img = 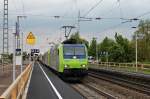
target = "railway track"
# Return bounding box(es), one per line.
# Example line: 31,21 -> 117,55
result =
71,83 -> 116,99
88,69 -> 150,95
83,83 -> 116,99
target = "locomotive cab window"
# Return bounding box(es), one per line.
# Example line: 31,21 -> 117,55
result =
63,45 -> 86,59
63,46 -> 74,55
57,49 -> 59,55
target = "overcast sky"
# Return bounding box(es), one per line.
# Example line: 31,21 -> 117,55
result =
0,0 -> 150,53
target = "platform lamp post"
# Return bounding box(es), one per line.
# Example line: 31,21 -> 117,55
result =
132,27 -> 138,72
21,32 -> 24,73
103,51 -> 109,68
132,26 -> 145,72
16,15 -> 27,73
131,26 -> 146,72
106,51 -> 109,64
13,33 -> 16,82
94,37 -> 98,64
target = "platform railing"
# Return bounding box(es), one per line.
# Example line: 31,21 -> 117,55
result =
99,62 -> 150,69
90,62 -> 150,73
0,63 -> 32,99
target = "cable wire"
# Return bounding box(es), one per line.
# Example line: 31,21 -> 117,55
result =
20,0 -> 26,15
99,0 -> 119,17
83,0 -> 104,17
117,0 -> 123,19
136,11 -> 150,18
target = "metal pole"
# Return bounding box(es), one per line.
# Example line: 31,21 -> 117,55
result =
106,52 -> 109,68
135,32 -> 138,72
96,44 -> 98,63
64,27 -> 67,39
16,16 -> 27,48
106,52 -> 108,63
21,32 -> 23,72
132,27 -> 138,72
16,16 -> 26,72
107,52 -> 108,63
17,16 -> 20,49
13,33 -> 16,82
77,10 -> 80,33
95,38 -> 98,63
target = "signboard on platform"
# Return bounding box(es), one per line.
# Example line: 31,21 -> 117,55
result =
26,32 -> 36,45
31,49 -> 40,53
16,48 -> 21,56
16,56 -> 22,65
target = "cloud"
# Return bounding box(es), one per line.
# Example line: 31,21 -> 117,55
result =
0,0 -> 150,53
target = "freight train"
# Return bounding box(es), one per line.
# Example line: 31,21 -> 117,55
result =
42,44 -> 88,79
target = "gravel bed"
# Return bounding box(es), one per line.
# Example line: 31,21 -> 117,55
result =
71,84 -> 106,99
84,76 -> 150,99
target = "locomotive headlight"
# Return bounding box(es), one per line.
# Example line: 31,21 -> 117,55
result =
73,56 -> 77,59
82,65 -> 86,68
64,64 -> 68,68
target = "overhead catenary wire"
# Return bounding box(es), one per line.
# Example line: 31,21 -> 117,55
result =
10,11 -> 149,34
2,0 -> 150,54
136,11 -> 150,18
8,13 -> 78,20
74,0 -> 124,33
71,10 -> 150,34
20,0 -> 26,16
83,0 -> 104,17
117,0 -> 123,19
8,11 -> 150,22
120,11 -> 150,23
73,0 -> 79,11
73,0 -> 125,33
8,1 -> 150,32
96,10 -> 150,35
17,0 -> 27,32
96,22 -> 125,35
62,0 -> 76,18
99,0 -> 119,17
12,0 -> 18,12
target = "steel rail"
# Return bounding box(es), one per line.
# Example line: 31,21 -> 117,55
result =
88,70 -> 150,95
71,83 -> 116,99
71,85 -> 88,99
83,83 -> 116,99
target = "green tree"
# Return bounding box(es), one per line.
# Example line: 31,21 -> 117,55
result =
98,33 -> 134,62
132,20 -> 150,62
88,37 -> 97,58
98,37 -> 116,62
23,51 -> 29,60
111,33 -> 134,62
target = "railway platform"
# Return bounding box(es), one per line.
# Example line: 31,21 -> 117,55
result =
89,67 -> 150,81
26,62 -> 84,99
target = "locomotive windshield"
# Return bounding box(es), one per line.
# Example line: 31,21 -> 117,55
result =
63,45 -> 86,59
